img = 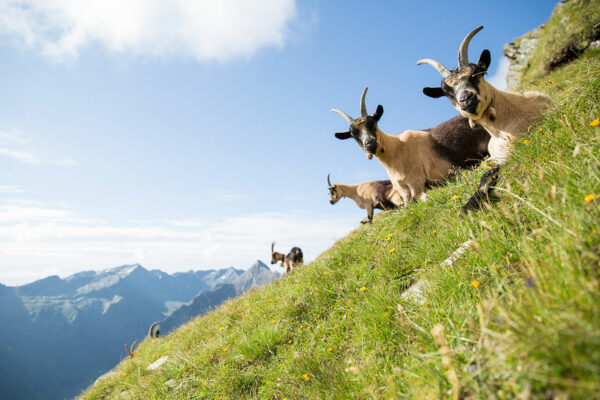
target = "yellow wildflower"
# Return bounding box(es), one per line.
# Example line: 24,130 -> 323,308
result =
328,347 -> 333,352
219,326 -> 224,331
432,230 -> 437,234
243,313 -> 248,318
471,280 -> 480,288
268,298 -> 273,302
306,326 -> 311,329
389,248 -> 396,254
272,319 -> 275,323
585,193 -> 596,203
523,139 -> 530,145
223,347 -> 228,352
300,325 -> 304,329
452,195 -> 460,200
245,302 -> 249,306
303,373 -> 310,381
323,272 -> 328,275
591,118 -> 600,127
360,286 -> 367,292
123,372 -> 127,376
288,339 -> 292,344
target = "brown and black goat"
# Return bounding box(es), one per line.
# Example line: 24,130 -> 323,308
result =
332,88 -> 490,205
327,173 -> 401,224
418,26 -> 551,209
271,242 -> 303,275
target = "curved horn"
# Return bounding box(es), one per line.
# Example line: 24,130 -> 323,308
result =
271,241 -> 275,255
331,109 -> 353,124
360,87 -> 368,117
416,59 -> 450,78
149,322 -> 160,338
327,173 -> 332,187
458,26 -> 483,67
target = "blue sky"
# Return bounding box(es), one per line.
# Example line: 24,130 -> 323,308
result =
0,0 -> 557,285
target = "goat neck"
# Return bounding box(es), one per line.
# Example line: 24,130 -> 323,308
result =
477,82 -> 551,138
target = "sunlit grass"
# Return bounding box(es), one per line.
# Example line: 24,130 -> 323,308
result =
80,30 -> 600,400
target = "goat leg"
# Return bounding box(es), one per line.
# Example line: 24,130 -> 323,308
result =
461,166 -> 500,213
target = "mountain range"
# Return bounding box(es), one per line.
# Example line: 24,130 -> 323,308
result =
0,261 -> 279,400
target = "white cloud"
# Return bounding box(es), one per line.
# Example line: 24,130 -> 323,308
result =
0,185 -> 25,193
0,129 -> 77,165
487,56 -> 510,91
0,0 -> 297,62
0,201 -> 356,286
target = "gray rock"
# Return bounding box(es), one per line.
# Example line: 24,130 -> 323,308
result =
589,40 -> 600,50
503,26 -> 543,91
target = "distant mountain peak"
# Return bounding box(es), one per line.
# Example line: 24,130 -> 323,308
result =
248,260 -> 270,272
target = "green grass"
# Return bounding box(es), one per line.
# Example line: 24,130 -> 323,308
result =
518,0 -> 600,88
81,16 -> 600,400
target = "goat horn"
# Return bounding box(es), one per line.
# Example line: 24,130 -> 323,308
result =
416,58 -> 450,78
360,87 -> 368,117
327,173 -> 332,187
458,26 -> 483,67
271,242 -> 275,255
149,322 -> 160,338
331,109 -> 353,124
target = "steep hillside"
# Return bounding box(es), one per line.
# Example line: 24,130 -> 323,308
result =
81,3 -> 600,399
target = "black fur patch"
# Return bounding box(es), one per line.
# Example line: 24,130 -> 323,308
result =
288,247 -> 303,264
373,180 -> 396,210
427,116 -> 490,168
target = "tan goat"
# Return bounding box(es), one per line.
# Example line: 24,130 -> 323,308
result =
332,88 -> 490,205
418,25 -> 551,164
327,173 -> 402,224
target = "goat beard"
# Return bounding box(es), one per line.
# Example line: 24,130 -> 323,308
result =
366,153 -> 373,160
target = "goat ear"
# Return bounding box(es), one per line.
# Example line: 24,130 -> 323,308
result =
372,105 -> 384,122
335,130 -> 352,140
478,50 -> 491,71
423,87 -> 445,98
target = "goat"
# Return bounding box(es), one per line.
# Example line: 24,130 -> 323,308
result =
125,339 -> 138,359
417,26 -> 551,210
418,25 -> 551,164
271,242 -> 303,275
327,173 -> 401,224
148,322 -> 160,338
331,88 -> 490,205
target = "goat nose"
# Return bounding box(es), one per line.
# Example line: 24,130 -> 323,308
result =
459,91 -> 475,104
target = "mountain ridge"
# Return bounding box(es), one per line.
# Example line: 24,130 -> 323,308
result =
0,261 -> 278,400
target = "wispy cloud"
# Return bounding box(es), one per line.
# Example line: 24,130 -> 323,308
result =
0,0 -> 297,63
0,130 -> 77,165
0,186 -> 25,194
0,200 -> 356,286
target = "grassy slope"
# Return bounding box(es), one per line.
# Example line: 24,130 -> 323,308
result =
82,8 -> 600,400
518,0 -> 600,88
